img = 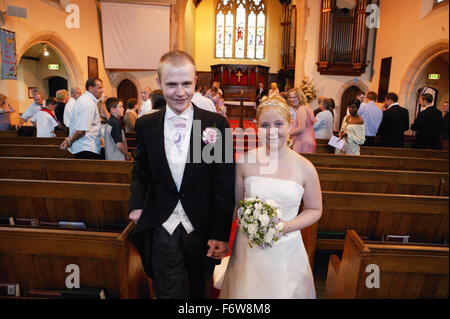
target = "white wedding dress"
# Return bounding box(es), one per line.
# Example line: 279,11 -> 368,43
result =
218,176 -> 316,299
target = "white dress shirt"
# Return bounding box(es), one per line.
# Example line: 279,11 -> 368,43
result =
63,97 -> 76,128
139,99 -> 153,118
68,92 -> 101,154
32,110 -> 59,137
192,92 -> 216,113
21,103 -> 43,121
162,104 -> 195,235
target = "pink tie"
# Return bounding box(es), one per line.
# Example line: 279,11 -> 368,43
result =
172,117 -> 187,151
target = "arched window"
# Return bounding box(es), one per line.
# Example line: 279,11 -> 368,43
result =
215,0 -> 266,59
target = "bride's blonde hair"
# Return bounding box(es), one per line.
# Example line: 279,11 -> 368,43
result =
256,96 -> 291,124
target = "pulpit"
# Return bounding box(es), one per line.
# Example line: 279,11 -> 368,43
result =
211,64 -> 269,119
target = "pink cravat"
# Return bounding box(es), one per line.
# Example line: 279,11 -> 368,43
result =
172,117 -> 187,151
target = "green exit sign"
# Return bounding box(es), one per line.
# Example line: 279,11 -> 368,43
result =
48,64 -> 60,70
428,73 -> 440,80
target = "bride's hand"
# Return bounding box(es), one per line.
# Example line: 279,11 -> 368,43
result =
281,221 -> 291,235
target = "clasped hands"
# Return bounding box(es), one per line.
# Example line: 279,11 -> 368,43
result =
129,209 -> 229,261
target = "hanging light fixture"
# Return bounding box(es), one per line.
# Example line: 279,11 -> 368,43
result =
42,43 -> 49,57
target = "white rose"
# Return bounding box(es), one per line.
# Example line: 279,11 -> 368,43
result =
247,223 -> 258,236
276,209 -> 283,219
265,199 -> 277,207
255,202 -> 263,210
268,228 -> 276,236
276,223 -> 284,231
258,214 -> 270,226
264,233 -> 274,243
244,208 -> 252,216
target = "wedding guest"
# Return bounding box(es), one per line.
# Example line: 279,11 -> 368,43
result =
268,82 -> 280,97
63,87 -> 82,128
255,82 -> 267,106
192,83 -> 216,112
60,77 -> 104,159
138,87 -> 152,118
0,94 -> 15,131
16,91 -> 44,129
55,89 -> 69,125
314,98 -> 334,139
150,89 -> 166,112
314,96 -> 325,116
358,91 -> 382,146
104,97 -> 132,161
32,97 -> 60,138
289,88 -> 317,153
377,92 -> 409,148
219,95 -> 321,299
124,98 -> 138,132
441,101 -> 449,140
411,93 -> 442,150
336,103 -> 365,155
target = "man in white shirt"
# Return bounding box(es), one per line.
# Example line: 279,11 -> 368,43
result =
16,92 -> 44,129
32,97 -> 59,138
63,87 -> 82,128
191,83 -> 216,113
60,78 -> 104,159
358,91 -> 383,146
138,87 -> 152,117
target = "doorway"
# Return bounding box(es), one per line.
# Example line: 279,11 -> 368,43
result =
117,79 -> 138,110
48,76 -> 68,98
339,85 -> 361,129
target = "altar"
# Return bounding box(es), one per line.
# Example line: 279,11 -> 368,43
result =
224,100 -> 257,118
211,64 -> 270,101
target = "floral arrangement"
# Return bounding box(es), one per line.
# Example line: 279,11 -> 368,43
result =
237,197 -> 286,249
300,77 -> 318,103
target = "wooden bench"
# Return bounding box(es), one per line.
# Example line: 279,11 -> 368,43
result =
0,144 -> 74,158
325,230 -> 449,298
302,153 -> 449,172
317,167 -> 448,196
0,157 -> 131,183
315,144 -> 449,159
0,178 -> 151,298
0,224 -> 150,298
1,157 -> 447,196
318,191 -> 449,251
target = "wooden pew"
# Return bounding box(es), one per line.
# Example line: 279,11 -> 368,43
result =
0,224 -> 150,298
302,153 -> 449,172
0,144 -> 74,158
317,167 -> 448,196
0,178 -> 151,298
0,157 -> 131,183
315,144 -> 449,159
316,136 -> 449,150
325,230 -> 449,299
318,191 -> 449,251
0,157 -> 447,196
0,137 -> 64,145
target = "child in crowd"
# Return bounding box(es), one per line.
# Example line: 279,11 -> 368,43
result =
104,97 -> 132,161
32,97 -> 59,137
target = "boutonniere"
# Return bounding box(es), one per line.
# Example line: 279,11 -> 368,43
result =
202,126 -> 220,145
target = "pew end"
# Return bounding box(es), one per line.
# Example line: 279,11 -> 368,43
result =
324,230 -> 449,299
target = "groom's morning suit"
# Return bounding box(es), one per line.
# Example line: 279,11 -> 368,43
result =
129,104 -> 235,298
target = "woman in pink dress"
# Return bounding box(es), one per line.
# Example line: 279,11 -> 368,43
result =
288,88 -> 317,153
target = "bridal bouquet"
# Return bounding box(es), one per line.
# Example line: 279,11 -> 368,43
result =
237,197 -> 286,249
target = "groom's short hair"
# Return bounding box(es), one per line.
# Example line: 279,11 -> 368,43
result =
158,51 -> 196,79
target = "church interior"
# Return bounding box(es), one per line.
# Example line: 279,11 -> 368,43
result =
0,0 -> 449,300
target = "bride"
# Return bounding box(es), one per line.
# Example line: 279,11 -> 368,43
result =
218,96 -> 322,299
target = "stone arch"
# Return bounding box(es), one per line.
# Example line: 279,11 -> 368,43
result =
110,73 -> 142,100
18,31 -> 84,89
333,80 -> 370,130
399,39 -> 449,109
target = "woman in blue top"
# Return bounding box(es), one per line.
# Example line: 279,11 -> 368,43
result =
313,98 -> 334,139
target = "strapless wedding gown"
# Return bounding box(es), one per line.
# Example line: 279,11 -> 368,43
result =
219,176 -> 316,299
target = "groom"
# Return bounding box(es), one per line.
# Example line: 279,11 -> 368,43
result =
129,51 -> 235,299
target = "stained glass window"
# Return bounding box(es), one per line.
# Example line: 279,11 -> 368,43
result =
215,0 -> 266,59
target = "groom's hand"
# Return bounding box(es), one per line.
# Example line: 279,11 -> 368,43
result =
207,240 -> 229,260
129,209 -> 142,223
